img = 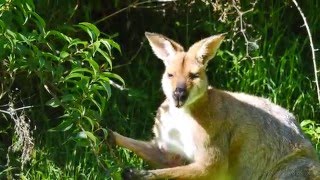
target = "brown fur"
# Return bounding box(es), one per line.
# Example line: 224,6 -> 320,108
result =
109,32 -> 320,180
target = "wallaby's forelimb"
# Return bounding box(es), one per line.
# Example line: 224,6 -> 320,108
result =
112,131 -> 187,168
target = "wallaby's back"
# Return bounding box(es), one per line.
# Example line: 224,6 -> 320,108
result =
204,88 -> 320,179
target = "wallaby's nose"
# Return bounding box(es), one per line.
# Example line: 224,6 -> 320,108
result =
175,87 -> 186,95
173,84 -> 187,103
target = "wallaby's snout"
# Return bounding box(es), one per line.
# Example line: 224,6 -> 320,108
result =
173,83 -> 187,107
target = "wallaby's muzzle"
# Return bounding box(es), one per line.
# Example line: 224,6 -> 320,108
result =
173,84 -> 188,107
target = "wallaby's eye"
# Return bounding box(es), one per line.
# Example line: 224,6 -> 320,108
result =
167,73 -> 173,78
189,72 -> 200,79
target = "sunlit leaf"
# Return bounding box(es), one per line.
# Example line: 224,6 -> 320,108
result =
70,67 -> 93,75
49,120 -> 74,132
77,22 -> 100,41
46,98 -> 61,107
84,131 -> 97,144
60,51 -> 69,59
300,120 -> 315,128
64,72 -> 87,81
83,115 -> 96,131
77,131 -> 87,139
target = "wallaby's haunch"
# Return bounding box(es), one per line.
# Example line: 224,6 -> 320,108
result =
109,32 -> 320,179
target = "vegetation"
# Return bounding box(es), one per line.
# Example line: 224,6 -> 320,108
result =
0,0 -> 319,179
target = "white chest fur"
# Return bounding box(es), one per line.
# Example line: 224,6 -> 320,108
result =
154,107 -> 197,161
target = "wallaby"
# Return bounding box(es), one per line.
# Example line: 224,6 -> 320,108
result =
108,32 -> 320,179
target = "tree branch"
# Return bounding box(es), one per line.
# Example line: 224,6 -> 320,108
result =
291,0 -> 320,105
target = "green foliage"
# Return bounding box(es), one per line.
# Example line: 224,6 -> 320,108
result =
301,120 -> 320,151
0,0 -> 124,178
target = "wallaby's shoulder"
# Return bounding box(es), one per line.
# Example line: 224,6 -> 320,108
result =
209,86 -> 294,116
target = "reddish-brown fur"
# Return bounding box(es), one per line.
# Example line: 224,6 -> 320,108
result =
108,32 -> 320,180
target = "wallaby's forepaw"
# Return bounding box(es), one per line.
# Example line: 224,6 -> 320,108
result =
122,168 -> 140,180
122,168 -> 149,180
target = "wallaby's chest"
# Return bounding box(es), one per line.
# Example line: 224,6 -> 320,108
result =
154,108 -> 198,161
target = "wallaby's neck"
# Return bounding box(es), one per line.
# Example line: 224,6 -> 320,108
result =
169,87 -> 210,114
189,88 -> 210,111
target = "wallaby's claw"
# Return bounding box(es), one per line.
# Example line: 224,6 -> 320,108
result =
122,168 -> 145,180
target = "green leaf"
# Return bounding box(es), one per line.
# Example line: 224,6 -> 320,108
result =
60,51 -> 70,59
76,131 -> 87,139
61,94 -> 76,102
45,30 -> 72,43
93,89 -> 107,112
72,132 -> 90,147
84,131 -> 97,144
91,41 -> 101,56
97,48 -> 112,69
300,120 -> 315,128
68,38 -> 88,48
25,0 -> 35,11
100,39 -> 111,52
77,22 -> 100,41
85,58 -> 99,77
98,77 -> 112,99
102,72 -> 125,86
46,98 -> 61,107
42,52 -> 60,62
70,68 -> 93,75
83,115 -> 96,131
101,38 -> 121,54
17,32 -> 32,45
91,97 -> 103,115
0,20 -> 6,33
64,72 -> 87,81
30,11 -> 46,32
49,120 -> 74,132
5,29 -> 17,49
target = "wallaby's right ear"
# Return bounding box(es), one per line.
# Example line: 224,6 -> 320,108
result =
145,32 -> 184,66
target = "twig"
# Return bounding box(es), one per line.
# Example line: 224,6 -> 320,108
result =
231,0 -> 261,60
106,40 -> 146,91
5,97 -> 34,173
95,0 -> 157,24
109,79 -> 125,91
0,109 -> 10,115
110,40 -> 145,70
0,106 -> 33,115
291,0 -> 320,105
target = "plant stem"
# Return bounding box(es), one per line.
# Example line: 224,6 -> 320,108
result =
291,0 -> 320,105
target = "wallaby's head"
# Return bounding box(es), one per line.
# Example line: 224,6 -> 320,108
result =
145,32 -> 225,108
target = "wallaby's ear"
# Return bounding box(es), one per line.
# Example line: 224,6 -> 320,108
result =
145,32 -> 184,65
188,33 -> 226,66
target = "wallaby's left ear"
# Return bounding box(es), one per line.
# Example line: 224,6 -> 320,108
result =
188,33 -> 226,66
